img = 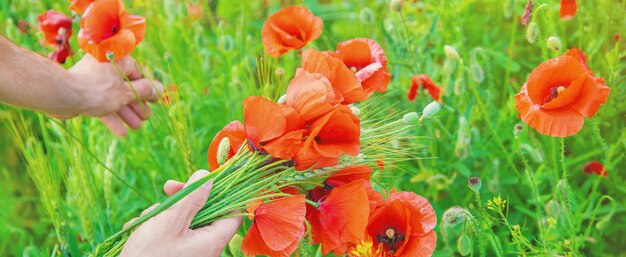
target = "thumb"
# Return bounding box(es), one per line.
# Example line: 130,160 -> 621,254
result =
165,170 -> 213,226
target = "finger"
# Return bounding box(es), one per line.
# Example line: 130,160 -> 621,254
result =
165,170 -> 212,224
117,106 -> 142,130
116,57 -> 143,80
99,114 -> 128,137
129,102 -> 151,120
164,180 -> 185,196
192,212 -> 243,245
125,78 -> 164,103
123,217 -> 138,229
140,203 -> 160,217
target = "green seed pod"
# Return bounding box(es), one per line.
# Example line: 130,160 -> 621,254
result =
514,124 -> 524,139
359,7 -> 374,24
220,35 -> 234,51
546,36 -> 562,52
390,0 -> 403,12
228,234 -> 244,256
526,22 -> 540,44
216,137 -> 231,165
106,51 -> 115,61
402,112 -> 419,125
468,177 -> 482,192
470,64 -> 484,84
454,78 -> 464,95
444,45 -> 460,61
457,234 -> 472,256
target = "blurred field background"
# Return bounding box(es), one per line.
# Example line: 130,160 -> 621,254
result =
0,0 -> 625,256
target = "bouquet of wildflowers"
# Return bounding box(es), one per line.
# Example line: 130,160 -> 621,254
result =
93,5 -> 439,257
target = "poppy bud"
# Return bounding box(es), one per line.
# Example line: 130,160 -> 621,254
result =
470,64 -> 484,84
277,94 -> 286,104
444,45 -> 460,61
419,101 -> 441,122
443,206 -> 467,227
454,78 -> 464,95
216,137 -> 231,165
546,36 -> 562,52
402,112 -> 419,125
275,67 -> 285,76
526,22 -> 540,44
514,124 -> 524,138
359,7 -> 374,24
228,234 -> 243,256
350,105 -> 361,116
390,0 -> 403,12
105,51 -> 115,61
457,234 -> 472,256
468,177 -> 482,192
545,199 -> 561,216
220,35 -> 233,51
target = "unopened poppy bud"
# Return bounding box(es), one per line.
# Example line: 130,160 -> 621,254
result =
105,51 -> 115,61
419,101 -> 441,122
443,206 -> 467,227
470,64 -> 484,83
275,67 -> 285,76
163,52 -> 173,63
546,36 -> 562,52
402,112 -> 419,125
468,177 -> 482,192
228,234 -> 243,256
514,124 -> 524,138
454,78 -> 464,95
277,94 -> 286,104
444,45 -> 460,61
390,0 -> 403,12
526,22 -> 540,44
359,7 -> 374,24
350,105 -> 361,116
457,234 -> 472,256
57,27 -> 67,37
220,35 -> 233,51
544,199 -> 561,216
216,137 -> 231,165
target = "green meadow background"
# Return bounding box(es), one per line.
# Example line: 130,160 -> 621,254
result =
0,0 -> 625,256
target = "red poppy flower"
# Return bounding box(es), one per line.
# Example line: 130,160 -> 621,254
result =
583,161 -> 608,177
286,69 -> 342,122
560,0 -> 577,20
307,180 -> 371,255
514,48 -> 610,137
243,96 -> 306,160
302,49 -> 367,104
407,74 -> 442,102
38,10 -> 73,47
294,105 -> 360,170
242,194 -> 306,257
207,120 -> 247,170
261,6 -> 323,57
333,38 -> 392,98
18,20 -> 31,35
78,0 -> 146,62
48,38 -> 74,64
70,0 -> 95,14
364,192 -> 437,256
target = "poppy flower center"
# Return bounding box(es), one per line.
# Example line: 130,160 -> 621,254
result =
376,227 -> 405,252
543,85 -> 567,104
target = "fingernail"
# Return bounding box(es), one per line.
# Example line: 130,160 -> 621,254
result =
202,179 -> 213,190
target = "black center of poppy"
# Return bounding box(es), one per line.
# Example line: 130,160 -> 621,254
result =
376,227 -> 405,252
543,85 -> 567,104
112,25 -> 119,34
314,136 -> 322,143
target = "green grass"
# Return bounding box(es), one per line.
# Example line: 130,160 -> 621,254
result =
1,0 -> 625,256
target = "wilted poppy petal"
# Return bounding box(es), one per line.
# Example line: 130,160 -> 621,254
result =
420,74 -> 443,101
407,78 -> 419,101
583,160 -> 607,176
243,96 -> 287,148
560,0 -> 577,20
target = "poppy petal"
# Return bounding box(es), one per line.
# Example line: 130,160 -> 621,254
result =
407,77 -> 419,101
207,120 -> 246,170
243,96 -> 287,148
326,165 -> 373,187
302,49 -> 366,104
261,6 -> 322,57
560,0 -> 577,20
420,74 -> 443,101
335,40 -> 372,68
515,84 -> 584,137
527,55 -> 586,105
568,76 -> 610,118
286,69 -> 338,122
120,13 -> 146,44
402,230 -> 438,257
541,75 -> 585,110
387,192 -> 437,236
255,195 -> 306,251
242,223 -> 304,257
263,129 -> 306,160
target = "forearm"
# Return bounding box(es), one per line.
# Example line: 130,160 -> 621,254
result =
0,36 -> 82,116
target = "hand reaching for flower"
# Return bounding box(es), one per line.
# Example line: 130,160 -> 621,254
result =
119,170 -> 242,257
0,36 -> 163,137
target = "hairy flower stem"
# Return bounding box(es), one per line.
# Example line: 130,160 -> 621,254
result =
472,191 -> 487,257
558,138 -> 578,255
